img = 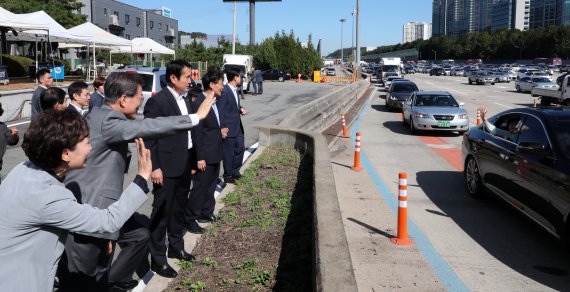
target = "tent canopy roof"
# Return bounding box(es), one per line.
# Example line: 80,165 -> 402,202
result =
5,9 -> 91,43
0,7 -> 49,31
68,22 -> 131,47
111,37 -> 174,55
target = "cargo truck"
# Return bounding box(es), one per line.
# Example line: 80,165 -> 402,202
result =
222,54 -> 253,92
531,75 -> 570,106
380,57 -> 402,85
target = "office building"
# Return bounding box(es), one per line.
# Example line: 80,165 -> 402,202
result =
78,0 -> 178,48
403,22 -> 432,43
529,0 -> 570,28
433,0 -> 530,37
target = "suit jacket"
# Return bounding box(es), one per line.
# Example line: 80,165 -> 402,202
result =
143,87 -> 193,177
64,104 -> 198,240
192,93 -> 223,164
254,69 -> 263,82
67,103 -> 83,115
0,122 -> 19,170
89,91 -> 105,111
31,86 -> 46,119
218,84 -> 244,138
0,161 -> 147,292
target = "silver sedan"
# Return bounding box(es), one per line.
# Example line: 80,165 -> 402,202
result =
402,91 -> 469,135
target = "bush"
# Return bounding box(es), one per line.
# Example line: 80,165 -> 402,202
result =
1,55 -> 34,77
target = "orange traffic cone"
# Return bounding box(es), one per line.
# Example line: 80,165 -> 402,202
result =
341,114 -> 348,138
391,172 -> 414,246
476,109 -> 481,125
351,132 -> 363,171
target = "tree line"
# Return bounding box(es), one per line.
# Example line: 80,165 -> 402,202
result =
329,25 -> 570,62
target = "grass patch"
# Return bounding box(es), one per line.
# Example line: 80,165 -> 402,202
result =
168,145 -> 313,291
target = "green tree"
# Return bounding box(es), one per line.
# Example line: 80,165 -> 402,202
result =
0,0 -> 86,28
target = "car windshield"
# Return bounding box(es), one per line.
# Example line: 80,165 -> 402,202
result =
414,94 -> 458,107
392,83 -> 418,93
387,77 -> 402,81
478,72 -> 489,76
532,77 -> 551,83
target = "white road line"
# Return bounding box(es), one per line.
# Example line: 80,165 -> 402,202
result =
496,86 -> 509,89
494,102 -> 514,109
446,88 -> 467,96
425,144 -> 457,149
7,121 -> 30,127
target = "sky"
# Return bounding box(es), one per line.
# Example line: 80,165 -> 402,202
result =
119,0 -> 433,56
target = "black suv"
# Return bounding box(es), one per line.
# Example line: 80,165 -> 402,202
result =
462,107 -> 570,247
429,67 -> 444,76
385,80 -> 418,111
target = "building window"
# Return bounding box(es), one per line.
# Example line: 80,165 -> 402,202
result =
125,14 -> 130,25
126,34 -> 130,40
158,23 -> 162,31
104,8 -> 107,16
136,17 -> 141,27
166,24 -> 169,31
150,21 -> 154,29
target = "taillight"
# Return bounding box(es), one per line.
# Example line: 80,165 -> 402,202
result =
151,92 -> 157,97
126,70 -> 137,74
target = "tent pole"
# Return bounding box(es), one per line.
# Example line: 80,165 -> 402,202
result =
35,37 -> 38,85
93,42 -> 96,80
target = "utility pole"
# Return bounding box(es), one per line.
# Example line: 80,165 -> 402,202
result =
351,7 -> 355,67
340,18 -> 346,64
356,0 -> 361,74
232,1 -> 236,54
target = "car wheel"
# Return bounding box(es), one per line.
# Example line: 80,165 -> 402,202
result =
402,113 -> 408,125
386,101 -> 391,111
491,82 -> 495,85
464,156 -> 484,198
279,77 -> 284,82
516,85 -> 521,92
468,79 -> 472,85
409,117 -> 416,134
495,78 -> 500,83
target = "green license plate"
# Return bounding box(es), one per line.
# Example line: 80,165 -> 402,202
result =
438,121 -> 450,127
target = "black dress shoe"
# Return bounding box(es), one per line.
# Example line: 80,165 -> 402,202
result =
224,177 -> 236,184
151,261 -> 177,278
197,215 -> 217,223
185,221 -> 205,234
167,248 -> 196,261
108,279 -> 139,290
233,174 -> 243,180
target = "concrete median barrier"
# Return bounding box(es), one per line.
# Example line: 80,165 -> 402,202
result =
279,79 -> 369,132
258,125 -> 358,292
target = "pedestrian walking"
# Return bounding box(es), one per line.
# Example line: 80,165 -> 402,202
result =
31,68 -> 53,119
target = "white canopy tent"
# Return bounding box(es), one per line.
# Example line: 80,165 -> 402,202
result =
0,7 -> 49,31
111,37 -> 175,66
68,22 -> 132,78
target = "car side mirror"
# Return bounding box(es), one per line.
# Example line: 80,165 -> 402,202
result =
517,141 -> 547,154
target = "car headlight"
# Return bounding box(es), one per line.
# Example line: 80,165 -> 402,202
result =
458,114 -> 468,119
390,95 -> 397,100
416,113 -> 428,118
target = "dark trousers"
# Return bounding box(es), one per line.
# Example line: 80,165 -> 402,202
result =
185,163 -> 220,222
222,133 -> 245,180
148,163 -> 192,265
58,216 -> 150,291
252,81 -> 258,94
257,81 -> 263,94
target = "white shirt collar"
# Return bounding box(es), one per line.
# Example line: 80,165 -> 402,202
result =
70,102 -> 84,113
167,86 -> 187,101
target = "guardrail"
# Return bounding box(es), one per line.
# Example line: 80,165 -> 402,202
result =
279,79 -> 369,132
258,125 -> 358,292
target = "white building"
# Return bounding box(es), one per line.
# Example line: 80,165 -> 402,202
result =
402,22 -> 432,43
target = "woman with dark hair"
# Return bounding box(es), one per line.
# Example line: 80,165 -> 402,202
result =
40,87 -> 68,111
0,109 -> 152,292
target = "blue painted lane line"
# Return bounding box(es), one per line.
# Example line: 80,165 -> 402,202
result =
351,96 -> 469,292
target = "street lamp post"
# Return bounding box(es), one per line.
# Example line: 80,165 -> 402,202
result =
340,18 -> 346,65
351,8 -> 355,67
432,50 -> 437,64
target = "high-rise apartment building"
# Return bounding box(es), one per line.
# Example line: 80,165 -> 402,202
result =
403,22 -> 432,43
433,0 -> 530,37
529,0 -> 570,28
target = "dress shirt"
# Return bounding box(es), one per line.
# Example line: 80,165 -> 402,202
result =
228,84 -> 239,109
70,102 -> 87,116
166,86 -> 193,149
212,102 -> 220,126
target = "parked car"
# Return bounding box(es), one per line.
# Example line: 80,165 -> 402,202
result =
468,71 -> 495,85
560,64 -> 570,73
326,68 -> 336,76
516,68 -> 540,80
385,80 -> 418,111
462,107 -> 570,248
488,71 -> 511,83
443,66 -> 452,76
404,65 -> 416,74
402,91 -> 469,134
261,69 -> 291,82
108,66 -> 175,115
429,67 -> 444,76
515,76 -> 559,93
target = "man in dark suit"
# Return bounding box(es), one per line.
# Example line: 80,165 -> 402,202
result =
184,70 -> 225,234
31,68 -> 53,119
67,81 -> 90,115
89,76 -> 106,111
59,72 -> 215,290
254,68 -> 263,94
143,60 -> 199,277
218,69 -> 246,184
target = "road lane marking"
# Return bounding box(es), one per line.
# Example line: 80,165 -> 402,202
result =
418,136 -> 463,171
446,89 -> 467,96
494,102 -> 514,109
352,99 -> 468,292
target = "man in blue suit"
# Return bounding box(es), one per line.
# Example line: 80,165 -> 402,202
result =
218,69 -> 246,183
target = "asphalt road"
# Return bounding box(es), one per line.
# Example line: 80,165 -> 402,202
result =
358,72 -> 569,291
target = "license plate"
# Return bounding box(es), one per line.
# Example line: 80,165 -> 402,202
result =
438,121 -> 450,127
